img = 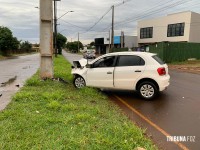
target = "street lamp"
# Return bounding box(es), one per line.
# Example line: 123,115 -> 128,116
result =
54,10 -> 74,56
57,11 -> 74,20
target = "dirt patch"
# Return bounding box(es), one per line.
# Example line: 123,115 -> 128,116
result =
169,65 -> 200,75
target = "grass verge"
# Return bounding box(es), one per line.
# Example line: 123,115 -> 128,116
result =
0,55 -> 6,60
169,59 -> 200,66
0,52 -> 38,60
0,55 -> 157,150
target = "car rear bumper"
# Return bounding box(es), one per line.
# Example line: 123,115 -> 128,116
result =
158,75 -> 170,91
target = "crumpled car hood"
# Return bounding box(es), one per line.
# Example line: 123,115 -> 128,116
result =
73,58 -> 88,68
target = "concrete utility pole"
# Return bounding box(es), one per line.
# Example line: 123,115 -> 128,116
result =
111,5 -> 114,51
40,0 -> 53,78
78,32 -> 79,52
109,30 -> 111,52
121,31 -> 124,48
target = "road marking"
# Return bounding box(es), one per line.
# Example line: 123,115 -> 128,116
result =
114,95 -> 189,150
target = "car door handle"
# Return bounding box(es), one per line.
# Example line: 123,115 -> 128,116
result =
135,70 -> 141,72
107,71 -> 113,74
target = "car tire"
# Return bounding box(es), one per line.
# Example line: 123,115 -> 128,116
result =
138,81 -> 158,100
73,76 -> 86,88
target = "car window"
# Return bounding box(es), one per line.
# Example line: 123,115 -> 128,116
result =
93,56 -> 115,68
152,55 -> 165,65
116,55 -> 145,66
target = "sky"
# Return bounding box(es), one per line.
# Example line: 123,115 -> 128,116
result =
1,0 -> 200,44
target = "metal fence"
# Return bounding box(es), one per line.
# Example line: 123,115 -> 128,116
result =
149,42 -> 200,62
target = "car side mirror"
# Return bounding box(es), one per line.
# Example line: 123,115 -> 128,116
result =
86,64 -> 93,68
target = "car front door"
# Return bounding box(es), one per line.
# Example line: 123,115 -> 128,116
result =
86,56 -> 116,88
114,55 -> 146,90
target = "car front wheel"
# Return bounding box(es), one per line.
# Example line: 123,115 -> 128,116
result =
73,76 -> 86,88
138,81 -> 158,100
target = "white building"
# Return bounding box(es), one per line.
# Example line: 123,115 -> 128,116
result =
137,11 -> 200,45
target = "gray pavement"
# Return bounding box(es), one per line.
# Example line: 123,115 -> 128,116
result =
62,51 -> 83,64
108,70 -> 200,150
0,54 -> 40,111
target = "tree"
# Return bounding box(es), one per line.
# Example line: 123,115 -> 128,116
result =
90,41 -> 95,46
20,41 -> 32,53
56,33 -> 67,54
11,37 -> 20,51
87,41 -> 95,49
66,41 -> 83,53
0,26 -> 19,55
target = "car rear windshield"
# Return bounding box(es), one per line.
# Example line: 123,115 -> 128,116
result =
152,55 -> 165,65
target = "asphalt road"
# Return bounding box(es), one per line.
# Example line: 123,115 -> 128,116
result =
64,51 -> 200,150
108,70 -> 200,150
62,51 -> 83,64
0,54 -> 40,111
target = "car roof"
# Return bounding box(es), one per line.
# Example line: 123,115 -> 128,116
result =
104,51 -> 156,57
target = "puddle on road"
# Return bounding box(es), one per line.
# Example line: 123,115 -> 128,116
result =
0,76 -> 22,111
1,76 -> 17,87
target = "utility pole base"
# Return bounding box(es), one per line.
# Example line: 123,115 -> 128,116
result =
40,56 -> 53,79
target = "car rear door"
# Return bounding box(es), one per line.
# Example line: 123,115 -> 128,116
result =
114,55 -> 146,90
86,56 -> 116,88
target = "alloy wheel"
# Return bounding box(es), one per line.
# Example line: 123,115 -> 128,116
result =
74,77 -> 85,88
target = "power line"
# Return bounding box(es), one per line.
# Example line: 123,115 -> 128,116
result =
115,0 -> 192,27
120,0 -> 173,23
82,7 -> 112,33
83,0 -> 192,41
66,0 -> 197,43
80,0 -> 133,35
93,0 -> 175,32
100,0 -> 192,32
114,0 -> 133,7
59,19 -> 86,30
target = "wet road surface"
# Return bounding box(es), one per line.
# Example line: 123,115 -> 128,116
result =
62,51 -> 83,64
0,54 -> 40,111
108,70 -> 200,150
63,52 -> 200,150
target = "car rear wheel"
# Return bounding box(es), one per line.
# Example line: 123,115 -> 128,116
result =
138,81 -> 158,100
73,76 -> 86,88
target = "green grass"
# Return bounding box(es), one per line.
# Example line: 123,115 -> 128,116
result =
0,55 -> 157,150
0,52 -> 38,60
0,55 -> 6,60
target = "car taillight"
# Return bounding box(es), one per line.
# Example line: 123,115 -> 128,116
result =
157,67 -> 166,76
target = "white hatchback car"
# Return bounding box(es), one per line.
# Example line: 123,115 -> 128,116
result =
71,52 -> 170,100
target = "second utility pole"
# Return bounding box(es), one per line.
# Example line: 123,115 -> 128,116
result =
111,5 -> 114,51
78,32 -> 79,53
53,0 -> 57,57
54,0 -> 61,57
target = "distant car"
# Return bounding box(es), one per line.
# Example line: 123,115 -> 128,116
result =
83,51 -> 96,59
72,52 -> 170,100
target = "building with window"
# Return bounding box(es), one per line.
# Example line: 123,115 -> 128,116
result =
137,11 -> 200,47
95,35 -> 138,54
